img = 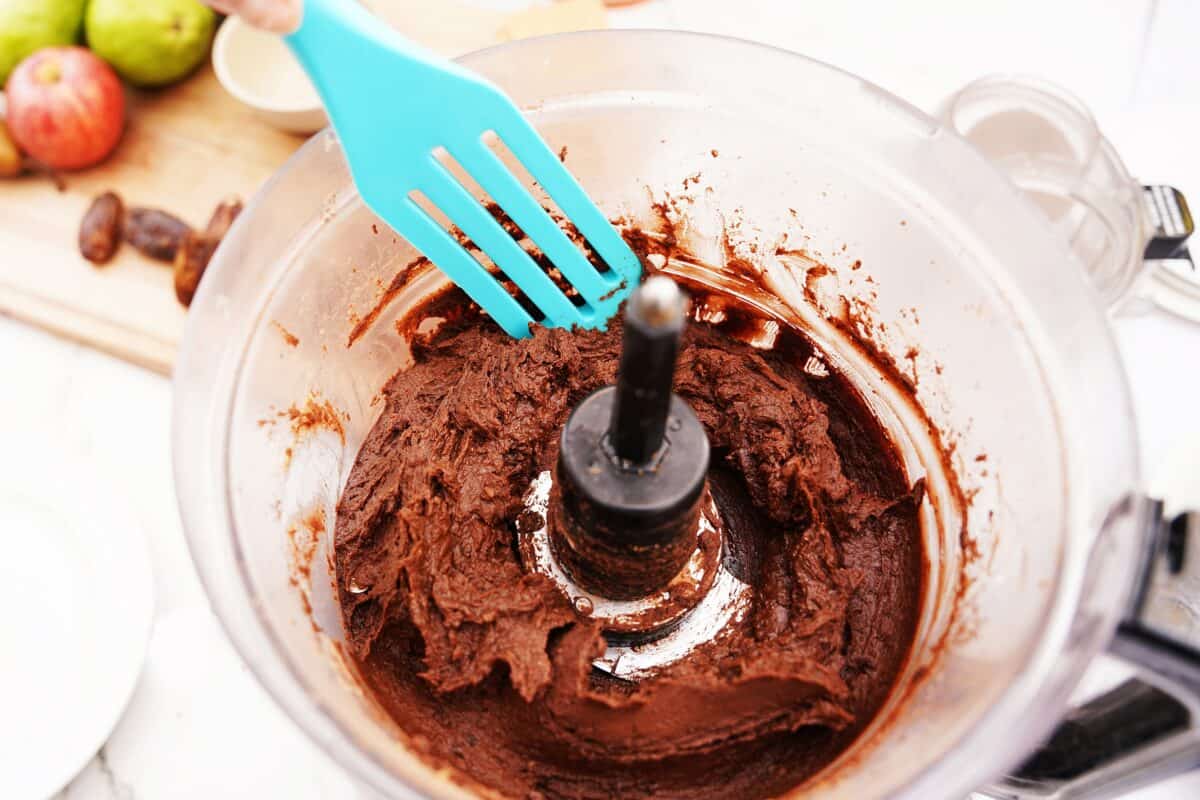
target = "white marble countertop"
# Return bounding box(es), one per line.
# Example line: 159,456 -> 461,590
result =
7,0 -> 1200,797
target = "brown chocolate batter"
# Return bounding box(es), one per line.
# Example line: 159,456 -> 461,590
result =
334,288 -> 924,799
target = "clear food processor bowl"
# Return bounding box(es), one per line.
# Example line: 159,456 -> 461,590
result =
172,31 -> 1143,799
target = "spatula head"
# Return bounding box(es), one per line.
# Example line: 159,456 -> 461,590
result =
287,0 -> 641,337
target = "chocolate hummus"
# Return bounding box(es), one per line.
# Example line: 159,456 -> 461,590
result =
333,283 -> 925,798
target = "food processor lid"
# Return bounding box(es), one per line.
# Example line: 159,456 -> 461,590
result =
942,75 -> 1198,320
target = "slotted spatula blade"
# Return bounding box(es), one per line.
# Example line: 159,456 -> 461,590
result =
285,0 -> 642,337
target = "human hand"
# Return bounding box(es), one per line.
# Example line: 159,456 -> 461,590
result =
204,0 -> 302,34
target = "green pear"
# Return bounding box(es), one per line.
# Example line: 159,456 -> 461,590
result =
86,0 -> 216,88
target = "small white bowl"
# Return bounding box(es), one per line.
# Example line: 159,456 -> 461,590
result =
213,16 -> 327,135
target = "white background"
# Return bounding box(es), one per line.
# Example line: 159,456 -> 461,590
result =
4,0 -> 1196,798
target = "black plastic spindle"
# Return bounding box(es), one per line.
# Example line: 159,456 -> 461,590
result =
552,276 -> 710,599
611,276 -> 687,464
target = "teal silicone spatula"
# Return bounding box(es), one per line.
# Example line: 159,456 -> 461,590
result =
284,0 -> 641,337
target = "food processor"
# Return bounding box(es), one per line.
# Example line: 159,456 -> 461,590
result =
172,30 -> 1199,799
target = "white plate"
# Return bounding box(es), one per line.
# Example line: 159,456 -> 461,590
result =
0,450 -> 154,799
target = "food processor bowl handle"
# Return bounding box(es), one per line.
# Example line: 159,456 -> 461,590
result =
987,502 -> 1200,799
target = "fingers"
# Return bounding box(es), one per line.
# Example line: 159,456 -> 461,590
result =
205,0 -> 302,34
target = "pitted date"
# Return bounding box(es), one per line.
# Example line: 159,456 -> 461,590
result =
173,196 -> 243,307
125,207 -> 192,261
204,197 -> 243,239
173,232 -> 218,307
78,192 -> 124,264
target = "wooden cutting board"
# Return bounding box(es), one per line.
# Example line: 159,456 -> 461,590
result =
0,0 -> 609,375
0,64 -> 301,375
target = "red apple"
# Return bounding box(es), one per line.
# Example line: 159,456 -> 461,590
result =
5,46 -> 125,171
